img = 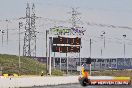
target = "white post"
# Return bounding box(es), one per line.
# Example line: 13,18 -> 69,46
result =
66,52 -> 68,74
49,37 -> 52,75
53,52 -> 55,69
18,22 -> 23,76
46,30 -> 48,75
60,56 -> 62,70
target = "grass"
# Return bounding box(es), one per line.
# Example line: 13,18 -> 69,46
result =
0,54 -> 63,76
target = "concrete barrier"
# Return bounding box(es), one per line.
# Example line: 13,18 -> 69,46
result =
0,76 -> 79,88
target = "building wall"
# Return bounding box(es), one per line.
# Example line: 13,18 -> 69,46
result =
35,57 -> 132,71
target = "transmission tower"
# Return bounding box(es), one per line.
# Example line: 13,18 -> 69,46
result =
71,8 -> 81,28
23,3 -> 37,57
31,4 -> 37,57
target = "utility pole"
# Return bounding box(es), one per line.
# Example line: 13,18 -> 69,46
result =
18,22 -> 23,76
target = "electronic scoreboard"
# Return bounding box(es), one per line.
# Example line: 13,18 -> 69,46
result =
52,36 -> 81,53
53,36 -> 81,45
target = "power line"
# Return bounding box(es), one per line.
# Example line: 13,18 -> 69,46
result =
37,17 -> 132,31
86,22 -> 132,30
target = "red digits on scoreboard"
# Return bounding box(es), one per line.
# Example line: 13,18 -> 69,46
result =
76,37 -> 79,45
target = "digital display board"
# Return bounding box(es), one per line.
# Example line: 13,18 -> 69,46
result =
52,45 -> 80,53
53,36 -> 81,45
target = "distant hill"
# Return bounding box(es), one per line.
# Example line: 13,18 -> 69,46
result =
0,54 -> 62,76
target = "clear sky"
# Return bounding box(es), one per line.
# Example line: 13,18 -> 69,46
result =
0,0 -> 132,58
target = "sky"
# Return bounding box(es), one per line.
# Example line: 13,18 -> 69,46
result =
0,0 -> 132,58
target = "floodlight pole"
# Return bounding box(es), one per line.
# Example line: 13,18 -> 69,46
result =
89,38 -> 92,75
100,34 -> 103,71
123,35 -> 126,60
